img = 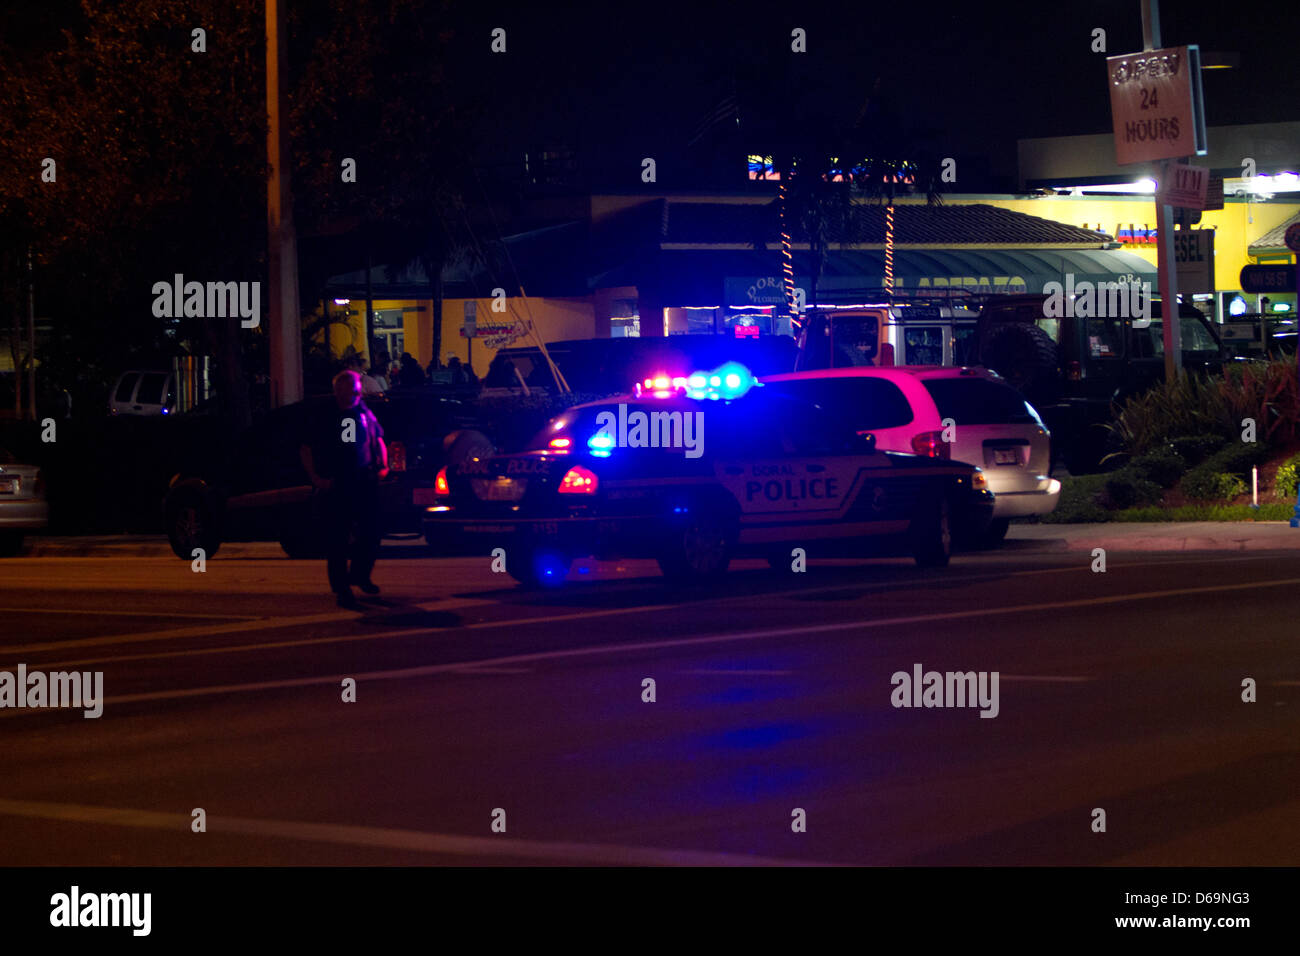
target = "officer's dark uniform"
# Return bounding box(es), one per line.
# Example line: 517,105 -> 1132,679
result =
308,400 -> 385,596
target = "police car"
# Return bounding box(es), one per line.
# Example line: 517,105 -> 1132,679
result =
423,365 -> 995,586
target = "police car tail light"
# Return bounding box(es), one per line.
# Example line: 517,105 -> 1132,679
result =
558,466 -> 598,494
911,431 -> 951,459
435,467 -> 450,496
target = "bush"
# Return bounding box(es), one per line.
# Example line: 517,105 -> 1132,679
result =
1129,446 -> 1187,487
1103,467 -> 1163,508
1275,453 -> 1300,500
1179,441 -> 1269,501
1040,474 -> 1110,523
1167,434 -> 1228,467
1182,471 -> 1247,501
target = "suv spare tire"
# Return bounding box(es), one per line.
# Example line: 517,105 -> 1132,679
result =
980,323 -> 1062,407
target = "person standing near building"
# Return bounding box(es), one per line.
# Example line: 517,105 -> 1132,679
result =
299,370 -> 388,608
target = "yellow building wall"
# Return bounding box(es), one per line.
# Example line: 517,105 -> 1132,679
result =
896,196 -> 1300,293
438,296 -> 596,378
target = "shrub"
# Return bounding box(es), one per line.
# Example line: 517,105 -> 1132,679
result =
1182,470 -> 1247,501
1041,474 -> 1111,523
1167,434 -> 1228,466
1129,446 -> 1187,487
1275,453 -> 1300,500
1103,467 -> 1163,508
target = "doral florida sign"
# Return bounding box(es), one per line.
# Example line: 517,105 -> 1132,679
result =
1107,45 -> 1207,165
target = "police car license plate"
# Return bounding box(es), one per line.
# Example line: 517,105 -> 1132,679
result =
0,478 -> 16,494
993,448 -> 1020,465
473,477 -> 527,501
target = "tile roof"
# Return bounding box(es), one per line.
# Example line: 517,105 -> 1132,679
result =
661,201 -> 1111,247
1248,210 -> 1300,254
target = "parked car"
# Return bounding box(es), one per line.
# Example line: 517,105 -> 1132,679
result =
109,370 -> 177,416
163,390 -> 491,558
972,295 -> 1231,472
762,366 -> 1058,547
0,445 -> 48,555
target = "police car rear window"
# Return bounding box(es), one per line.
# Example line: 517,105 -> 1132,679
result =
765,377 -> 914,429
922,379 -> 1038,425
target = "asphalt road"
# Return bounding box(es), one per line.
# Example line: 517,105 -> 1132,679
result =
2,542 -> 1299,866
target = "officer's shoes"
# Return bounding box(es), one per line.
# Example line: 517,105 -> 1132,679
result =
335,590 -> 362,610
352,580 -> 381,595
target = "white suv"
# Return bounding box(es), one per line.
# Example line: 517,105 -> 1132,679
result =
761,366 -> 1059,546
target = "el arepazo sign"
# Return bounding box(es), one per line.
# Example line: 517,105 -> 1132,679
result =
1107,46 -> 1207,165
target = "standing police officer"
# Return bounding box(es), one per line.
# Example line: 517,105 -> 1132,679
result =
299,370 -> 388,608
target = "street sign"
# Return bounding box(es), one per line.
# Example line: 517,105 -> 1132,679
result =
1174,230 -> 1214,294
1286,222 -> 1300,254
1106,45 -> 1208,165
463,299 -> 476,338
1156,162 -> 1209,209
1239,264 -> 1296,293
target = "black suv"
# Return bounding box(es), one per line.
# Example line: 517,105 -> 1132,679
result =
973,294 -> 1230,472
162,389 -> 491,558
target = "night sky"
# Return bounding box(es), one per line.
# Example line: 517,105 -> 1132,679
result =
461,0 -> 1299,189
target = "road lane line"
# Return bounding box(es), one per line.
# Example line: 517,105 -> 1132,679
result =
2,562 -> 1134,669
0,606 -> 256,620
0,595 -> 499,655
17,567 -> 1300,686
61,573 -> 1300,708
0,797 -> 826,866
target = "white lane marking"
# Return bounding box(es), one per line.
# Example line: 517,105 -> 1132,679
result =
8,601 -> 684,672
10,552 -> 1289,669
0,596 -> 499,656
998,675 -> 1094,682
0,797 -> 826,867
70,573 -> 1300,708
0,605 -> 255,620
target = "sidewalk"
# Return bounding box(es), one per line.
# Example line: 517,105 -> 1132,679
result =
1008,521 -> 1300,552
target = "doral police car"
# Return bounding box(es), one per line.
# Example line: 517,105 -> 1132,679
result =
423,364 -> 995,586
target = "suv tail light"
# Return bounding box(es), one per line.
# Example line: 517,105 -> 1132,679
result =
911,431 -> 951,459
435,467 -> 450,496
558,466 -> 598,494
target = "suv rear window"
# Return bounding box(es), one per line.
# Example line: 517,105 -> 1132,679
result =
922,378 -> 1039,425
135,373 -> 168,405
764,377 -> 914,429
114,373 -> 139,403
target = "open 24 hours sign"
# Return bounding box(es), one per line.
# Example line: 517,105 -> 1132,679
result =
1106,45 -> 1207,166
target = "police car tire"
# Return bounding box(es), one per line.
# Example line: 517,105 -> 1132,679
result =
165,487 -> 222,560
657,508 -> 735,582
911,495 -> 952,568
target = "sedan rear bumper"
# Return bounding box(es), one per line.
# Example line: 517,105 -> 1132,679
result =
0,499 -> 50,529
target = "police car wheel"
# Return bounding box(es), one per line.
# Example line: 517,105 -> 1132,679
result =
166,495 -> 221,560
507,548 -> 572,587
911,496 -> 952,568
658,511 -> 733,581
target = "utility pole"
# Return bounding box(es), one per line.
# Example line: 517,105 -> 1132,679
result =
266,0 -> 303,406
25,248 -> 36,421
1141,0 -> 1183,382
